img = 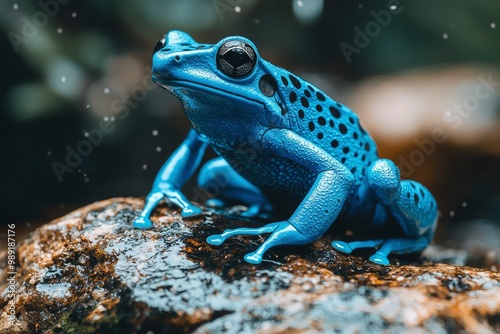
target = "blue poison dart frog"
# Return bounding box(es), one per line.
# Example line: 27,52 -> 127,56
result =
133,31 -> 438,266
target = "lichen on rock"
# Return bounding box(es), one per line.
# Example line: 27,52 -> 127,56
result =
1,197 -> 499,333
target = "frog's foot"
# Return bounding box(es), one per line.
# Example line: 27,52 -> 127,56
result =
132,216 -> 154,229
206,222 -> 280,246
181,205 -> 203,218
332,236 -> 430,266
208,221 -> 312,264
332,239 -> 384,255
240,203 -> 273,219
206,198 -> 226,209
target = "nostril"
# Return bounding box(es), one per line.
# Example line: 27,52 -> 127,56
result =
174,55 -> 181,62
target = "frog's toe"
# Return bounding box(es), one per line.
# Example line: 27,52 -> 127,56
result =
369,254 -> 390,266
133,217 -> 153,229
206,234 -> 225,245
331,241 -> 353,254
240,203 -> 273,219
244,252 -> 262,265
206,198 -> 226,208
181,205 -> 203,217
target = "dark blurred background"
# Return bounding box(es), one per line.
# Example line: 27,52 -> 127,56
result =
1,0 -> 499,259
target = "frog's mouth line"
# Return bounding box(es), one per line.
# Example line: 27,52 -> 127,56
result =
152,75 -> 265,107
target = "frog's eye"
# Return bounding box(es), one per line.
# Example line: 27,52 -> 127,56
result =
153,37 -> 166,53
216,40 -> 256,78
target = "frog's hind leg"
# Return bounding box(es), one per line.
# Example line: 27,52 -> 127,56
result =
332,159 -> 438,265
198,157 -> 273,217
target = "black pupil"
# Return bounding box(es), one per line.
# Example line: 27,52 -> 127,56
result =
154,38 -> 166,53
217,41 -> 256,78
224,48 -> 250,68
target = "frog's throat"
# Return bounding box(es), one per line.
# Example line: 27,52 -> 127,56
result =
152,76 -> 264,107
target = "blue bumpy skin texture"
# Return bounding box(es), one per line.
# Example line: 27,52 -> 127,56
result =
133,30 -> 438,266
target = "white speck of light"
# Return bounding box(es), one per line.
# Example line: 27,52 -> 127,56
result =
84,177 -> 90,183
142,164 -> 148,170
293,0 -> 323,24
449,210 -> 455,217
156,146 -> 162,152
390,5 -> 397,10
234,6 -> 241,13
72,12 -> 77,18
104,116 -> 109,121
61,76 -> 66,83
110,116 -> 115,121
57,28 -> 63,34
491,23 -> 496,29
104,88 -> 110,94
84,132 -> 89,137
254,18 -> 260,24
152,130 -> 159,136
13,3 -> 18,10
86,104 -> 90,109
358,4 -> 363,9
443,33 -> 448,39
462,201 -> 467,208
47,151 -> 52,156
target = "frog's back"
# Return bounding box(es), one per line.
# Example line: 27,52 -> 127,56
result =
275,68 -> 379,186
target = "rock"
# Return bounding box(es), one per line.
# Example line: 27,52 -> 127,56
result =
1,197 -> 499,333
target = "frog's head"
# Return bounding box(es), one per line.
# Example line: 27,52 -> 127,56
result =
152,31 -> 286,141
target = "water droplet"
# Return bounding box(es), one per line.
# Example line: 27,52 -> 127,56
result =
13,3 -> 18,10
142,164 -> 148,170
84,132 -> 89,137
491,22 -> 496,29
156,146 -> 162,152
61,76 -> 66,83
104,88 -> 110,94
449,210 -> 455,217
104,116 -> 109,121
442,33 -> 448,39
72,12 -> 77,18
390,5 -> 397,10
57,28 -> 63,34
152,130 -> 159,136
234,6 -> 241,12
462,201 -> 467,208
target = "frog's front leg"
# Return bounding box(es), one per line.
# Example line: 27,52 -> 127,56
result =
133,129 -> 208,228
332,159 -> 438,265
207,129 -> 354,264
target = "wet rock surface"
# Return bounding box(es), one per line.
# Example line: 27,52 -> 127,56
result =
1,198 -> 499,333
